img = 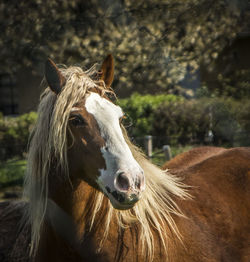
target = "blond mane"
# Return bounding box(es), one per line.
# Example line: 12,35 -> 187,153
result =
23,63 -> 189,261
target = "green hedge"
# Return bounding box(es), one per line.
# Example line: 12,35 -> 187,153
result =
152,97 -> 250,146
0,159 -> 26,187
152,99 -> 210,144
0,95 -> 250,161
0,112 -> 37,160
118,93 -> 183,137
119,95 -> 250,146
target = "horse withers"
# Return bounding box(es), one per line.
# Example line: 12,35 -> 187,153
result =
0,55 -> 249,262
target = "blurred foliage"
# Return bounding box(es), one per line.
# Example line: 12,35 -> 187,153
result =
216,69 -> 250,99
0,159 -> 26,187
0,96 -> 249,161
152,97 -> 250,146
0,112 -> 37,160
118,93 -> 250,146
0,0 -> 249,97
152,99 -> 210,144
118,93 -> 182,136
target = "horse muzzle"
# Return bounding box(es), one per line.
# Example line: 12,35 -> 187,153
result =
104,170 -> 145,210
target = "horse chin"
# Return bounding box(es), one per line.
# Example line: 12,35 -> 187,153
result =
109,197 -> 136,210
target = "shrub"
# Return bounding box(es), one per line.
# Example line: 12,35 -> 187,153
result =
152,97 -> 250,146
118,93 -> 183,137
0,112 -> 37,160
231,99 -> 250,146
210,98 -> 239,145
0,159 -> 26,187
0,95 -> 249,161
152,99 -> 210,145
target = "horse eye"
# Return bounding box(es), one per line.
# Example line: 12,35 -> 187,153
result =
70,114 -> 86,127
120,114 -> 132,127
119,115 -> 126,124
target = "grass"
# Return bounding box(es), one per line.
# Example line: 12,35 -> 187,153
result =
171,144 -> 194,158
151,144 -> 195,166
0,159 -> 26,188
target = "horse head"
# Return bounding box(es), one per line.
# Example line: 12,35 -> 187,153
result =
45,55 -> 145,210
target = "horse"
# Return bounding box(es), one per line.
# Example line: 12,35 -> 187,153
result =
0,55 -> 249,262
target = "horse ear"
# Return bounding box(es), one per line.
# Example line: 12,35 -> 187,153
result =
100,54 -> 114,88
45,58 -> 66,94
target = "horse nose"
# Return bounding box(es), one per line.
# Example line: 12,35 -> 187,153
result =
114,171 -> 145,193
115,172 -> 130,192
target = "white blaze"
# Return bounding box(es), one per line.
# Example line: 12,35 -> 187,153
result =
85,92 -> 143,194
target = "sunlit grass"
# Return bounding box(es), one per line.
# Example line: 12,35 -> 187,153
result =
151,144 -> 195,166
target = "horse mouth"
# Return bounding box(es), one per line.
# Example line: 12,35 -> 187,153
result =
98,175 -> 143,210
109,197 -> 137,210
105,188 -> 140,210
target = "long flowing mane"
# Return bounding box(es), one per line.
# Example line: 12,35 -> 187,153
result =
23,63 -> 190,261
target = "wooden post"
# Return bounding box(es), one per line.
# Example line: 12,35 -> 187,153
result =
162,145 -> 172,161
207,105 -> 214,143
144,135 -> 153,159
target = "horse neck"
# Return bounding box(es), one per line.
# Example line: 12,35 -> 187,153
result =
42,168 -> 177,261
47,169 -> 99,236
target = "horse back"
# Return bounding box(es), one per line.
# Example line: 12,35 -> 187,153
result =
164,147 -> 250,262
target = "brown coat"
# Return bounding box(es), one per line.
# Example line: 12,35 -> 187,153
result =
0,147 -> 249,261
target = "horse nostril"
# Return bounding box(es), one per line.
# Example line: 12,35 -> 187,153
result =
115,172 -> 130,191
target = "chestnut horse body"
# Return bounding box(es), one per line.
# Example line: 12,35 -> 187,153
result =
0,56 -> 249,262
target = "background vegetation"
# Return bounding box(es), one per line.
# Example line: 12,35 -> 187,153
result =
1,0 -> 250,98
2,93 -> 250,187
0,112 -> 37,160
1,0 -> 250,195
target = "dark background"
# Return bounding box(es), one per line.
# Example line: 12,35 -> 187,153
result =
1,0 -> 250,114
0,0 -> 250,197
